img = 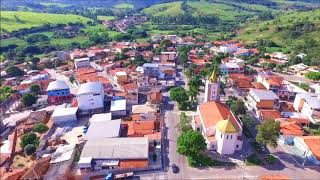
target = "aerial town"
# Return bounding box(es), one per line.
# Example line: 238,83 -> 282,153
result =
1,34 -> 320,180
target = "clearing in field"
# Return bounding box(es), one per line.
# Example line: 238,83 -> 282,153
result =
97,16 -> 115,21
0,11 -> 91,32
113,3 -> 134,9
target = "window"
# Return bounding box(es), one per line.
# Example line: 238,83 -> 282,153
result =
236,145 -> 239,148
230,135 -> 233,139
221,134 -> 222,138
212,145 -> 214,148
227,135 -> 229,139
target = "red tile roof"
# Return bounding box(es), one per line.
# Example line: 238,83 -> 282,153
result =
21,157 -> 51,179
301,136 -> 320,160
119,159 -> 148,169
259,110 -> 282,121
251,82 -> 266,89
198,101 -> 240,130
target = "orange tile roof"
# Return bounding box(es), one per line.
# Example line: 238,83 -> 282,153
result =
149,91 -> 163,104
258,174 -> 290,180
21,157 -> 51,179
280,121 -> 304,136
144,132 -> 161,141
122,83 -> 138,92
198,101 -> 240,130
127,121 -> 155,136
259,110 -> 282,121
2,168 -> 26,180
76,67 -> 96,75
251,82 -> 266,89
119,159 -> 148,169
302,136 -> 320,160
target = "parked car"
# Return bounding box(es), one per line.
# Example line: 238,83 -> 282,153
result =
172,164 -> 179,173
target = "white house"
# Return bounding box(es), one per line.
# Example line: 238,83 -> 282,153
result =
219,45 -> 238,53
246,88 -> 279,112
219,63 -> 243,75
76,82 -> 104,113
51,105 -> 78,124
74,57 -> 90,69
293,93 -> 320,124
192,101 -> 243,155
110,98 -> 127,117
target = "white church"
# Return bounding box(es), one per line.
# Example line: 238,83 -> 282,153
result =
192,69 -> 243,155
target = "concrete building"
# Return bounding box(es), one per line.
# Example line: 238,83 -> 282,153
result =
76,82 -> 104,114
219,45 -> 238,53
114,71 -> 128,85
79,137 -> 149,170
74,57 -> 90,69
246,88 -> 279,112
46,80 -> 71,104
204,69 -> 220,102
219,63 -> 243,75
192,101 -> 243,155
51,105 -> 78,124
293,93 -> 320,124
85,113 -> 121,140
110,97 -> 127,117
143,63 -> 159,78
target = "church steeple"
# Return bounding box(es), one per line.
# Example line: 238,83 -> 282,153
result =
204,68 -> 220,102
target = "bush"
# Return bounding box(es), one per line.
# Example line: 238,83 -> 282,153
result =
20,132 -> 39,149
32,123 -> 49,134
152,153 -> 157,162
265,154 -> 278,164
22,93 -> 37,107
245,154 -> 263,165
188,154 -> 235,167
24,144 -> 37,156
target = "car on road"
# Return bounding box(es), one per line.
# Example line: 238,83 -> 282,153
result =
172,164 -> 179,173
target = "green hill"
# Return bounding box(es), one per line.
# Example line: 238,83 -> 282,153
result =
143,1 -> 185,17
0,11 -> 91,33
237,9 -> 320,65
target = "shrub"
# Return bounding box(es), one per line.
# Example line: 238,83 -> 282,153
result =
20,132 -> 39,149
32,123 -> 49,133
265,154 -> 278,164
24,144 -> 37,156
152,153 -> 157,162
245,154 -> 263,165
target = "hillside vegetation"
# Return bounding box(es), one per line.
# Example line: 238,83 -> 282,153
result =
238,9 -> 320,65
1,11 -> 90,33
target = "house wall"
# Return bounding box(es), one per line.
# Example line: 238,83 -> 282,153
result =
77,93 -> 104,111
293,137 -> 320,165
47,89 -> 70,97
75,59 -> 90,69
53,114 -> 77,124
215,129 -> 240,155
301,102 -> 316,123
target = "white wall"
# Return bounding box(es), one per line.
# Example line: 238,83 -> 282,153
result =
77,93 -> 104,111
53,114 -> 77,124
215,129 -> 240,155
204,81 -> 219,102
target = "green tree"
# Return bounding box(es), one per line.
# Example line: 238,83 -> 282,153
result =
305,72 -> 320,81
177,130 -> 207,156
22,93 -> 37,107
131,54 -> 145,66
180,112 -> 192,132
5,66 -> 24,77
30,57 -> 40,66
230,99 -> 247,116
32,123 -> 49,134
20,132 -> 39,149
169,87 -> 189,104
24,144 -> 37,156
30,84 -> 41,95
160,39 -> 173,48
256,120 -> 280,148
226,96 -> 236,108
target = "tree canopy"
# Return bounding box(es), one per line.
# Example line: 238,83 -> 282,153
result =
24,144 -> 37,156
305,72 -> 320,81
22,93 -> 37,107
256,120 -> 280,148
30,84 -> 41,95
5,66 -> 24,77
32,123 -> 49,134
20,132 -> 39,149
177,130 -> 207,157
169,87 -> 189,104
230,99 -> 247,116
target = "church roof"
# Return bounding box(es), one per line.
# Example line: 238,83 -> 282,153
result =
216,119 -> 239,133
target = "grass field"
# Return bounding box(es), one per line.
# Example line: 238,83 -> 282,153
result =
113,3 -> 134,9
143,1 -> 184,16
0,11 -> 91,32
40,2 -> 71,8
97,16 -> 115,21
